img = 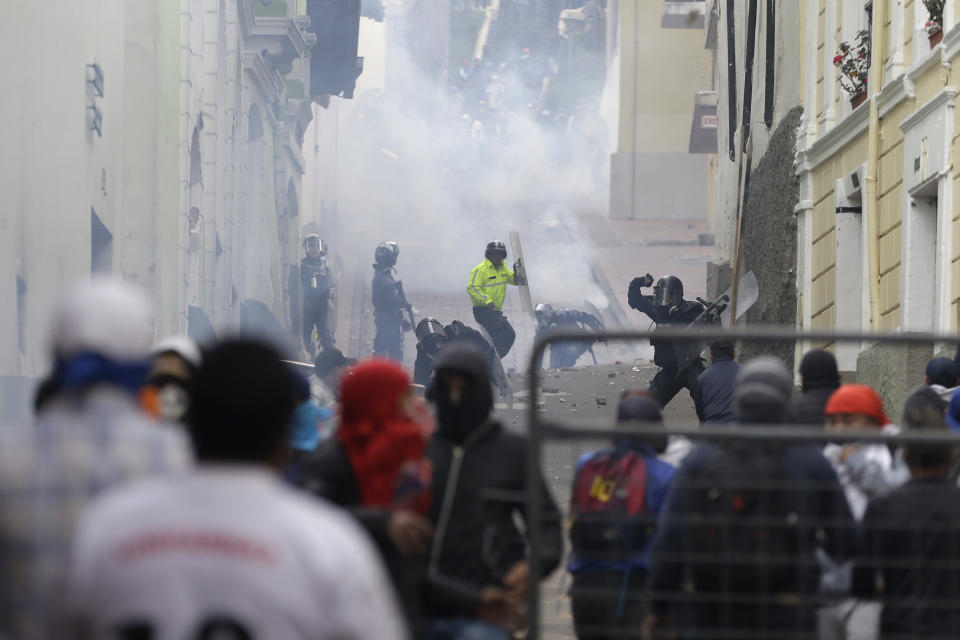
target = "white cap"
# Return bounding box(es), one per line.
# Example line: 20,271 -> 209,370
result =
152,335 -> 203,369
50,278 -> 153,362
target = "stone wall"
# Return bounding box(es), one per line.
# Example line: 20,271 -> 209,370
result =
735,106 -> 803,369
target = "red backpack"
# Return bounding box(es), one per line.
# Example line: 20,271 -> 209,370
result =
569,448 -> 650,555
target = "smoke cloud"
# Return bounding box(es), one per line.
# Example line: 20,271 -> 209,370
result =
308,11 -> 620,365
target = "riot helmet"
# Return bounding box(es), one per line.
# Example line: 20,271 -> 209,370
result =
652,275 -> 684,308
485,241 -> 508,263
303,234 -> 325,257
374,241 -> 399,269
415,317 -> 445,343
534,303 -> 554,321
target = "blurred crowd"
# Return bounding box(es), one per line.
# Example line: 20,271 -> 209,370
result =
4,278 -> 960,640
1,278 -> 561,640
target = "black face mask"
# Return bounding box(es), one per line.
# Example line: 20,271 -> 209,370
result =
434,377 -> 492,443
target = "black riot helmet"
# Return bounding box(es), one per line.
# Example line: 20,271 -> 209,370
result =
485,241 -> 508,262
415,317 -> 445,343
303,234 -> 325,256
534,303 -> 554,321
374,241 -> 399,269
653,275 -> 684,308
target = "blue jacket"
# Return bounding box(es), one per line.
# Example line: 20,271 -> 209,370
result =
568,443 -> 676,573
692,357 -> 741,424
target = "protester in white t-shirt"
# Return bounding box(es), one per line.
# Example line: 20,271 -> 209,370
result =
61,339 -> 407,640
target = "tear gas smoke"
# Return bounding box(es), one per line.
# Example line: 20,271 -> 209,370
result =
306,13 -> 622,365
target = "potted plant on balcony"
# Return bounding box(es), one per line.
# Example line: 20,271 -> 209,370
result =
925,0 -> 946,48
834,30 -> 870,109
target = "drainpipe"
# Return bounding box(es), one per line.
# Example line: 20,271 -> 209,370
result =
864,0 -> 886,328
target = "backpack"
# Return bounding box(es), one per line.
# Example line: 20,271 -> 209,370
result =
688,445 -> 804,594
569,448 -> 651,559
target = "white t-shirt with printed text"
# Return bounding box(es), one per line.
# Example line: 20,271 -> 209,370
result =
63,467 -> 407,640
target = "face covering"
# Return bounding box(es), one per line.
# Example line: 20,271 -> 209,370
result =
143,374 -> 190,422
156,383 -> 190,422
435,377 -> 491,443
289,399 -> 332,452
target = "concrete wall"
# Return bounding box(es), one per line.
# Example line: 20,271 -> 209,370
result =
0,0 -> 314,421
705,1 -> 806,373
736,107 -> 803,369
0,0 -> 132,385
608,0 -> 712,220
711,0 -> 806,268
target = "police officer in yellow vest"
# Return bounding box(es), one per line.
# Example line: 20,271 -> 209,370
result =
467,240 -> 525,357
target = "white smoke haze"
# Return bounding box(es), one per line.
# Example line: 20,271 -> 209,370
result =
339,62 -> 606,265
308,11 -> 622,365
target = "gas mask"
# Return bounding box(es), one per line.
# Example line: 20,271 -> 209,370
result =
145,374 -> 191,422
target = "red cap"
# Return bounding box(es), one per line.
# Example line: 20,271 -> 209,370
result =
824,384 -> 890,425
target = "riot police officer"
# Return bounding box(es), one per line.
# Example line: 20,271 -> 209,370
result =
533,303 -> 604,369
627,274 -> 705,407
372,241 -> 412,362
413,318 -> 447,387
300,234 -> 335,358
467,240 -> 524,358
413,317 -> 505,396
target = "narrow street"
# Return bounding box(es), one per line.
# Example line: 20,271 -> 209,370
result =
331,211 -> 709,637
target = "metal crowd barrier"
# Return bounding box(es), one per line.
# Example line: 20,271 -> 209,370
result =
524,327 -> 960,639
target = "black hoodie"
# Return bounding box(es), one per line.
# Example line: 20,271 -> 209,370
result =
787,349 -> 841,426
425,348 -> 563,616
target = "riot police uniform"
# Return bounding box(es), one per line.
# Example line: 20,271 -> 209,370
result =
627,274 -> 705,407
414,318 -> 514,400
467,240 -> 523,358
533,303 -> 604,369
372,242 -> 412,362
300,234 -> 335,357
413,318 -> 497,388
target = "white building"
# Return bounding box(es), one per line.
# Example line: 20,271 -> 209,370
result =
0,0 -> 316,423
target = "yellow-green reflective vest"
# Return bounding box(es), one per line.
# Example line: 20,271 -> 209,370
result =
467,259 -> 515,310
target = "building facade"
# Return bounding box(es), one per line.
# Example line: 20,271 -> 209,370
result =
705,0 -> 960,407
703,0 -> 807,366
795,0 -> 960,408
0,0 -> 316,423
607,0 -> 713,220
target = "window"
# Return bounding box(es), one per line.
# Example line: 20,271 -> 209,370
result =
91,208 -> 113,275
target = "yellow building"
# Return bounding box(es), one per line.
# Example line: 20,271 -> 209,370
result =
795,0 -> 960,402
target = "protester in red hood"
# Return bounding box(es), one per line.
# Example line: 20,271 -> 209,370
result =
294,358 -> 435,636
337,359 -> 433,512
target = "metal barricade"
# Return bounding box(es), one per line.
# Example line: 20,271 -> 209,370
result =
525,328 -> 960,639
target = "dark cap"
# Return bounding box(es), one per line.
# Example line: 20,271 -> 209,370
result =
799,349 -> 839,391
617,395 -> 663,422
902,386 -> 947,429
735,356 -> 793,424
314,348 -> 354,378
926,357 -> 959,388
615,394 -> 667,453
